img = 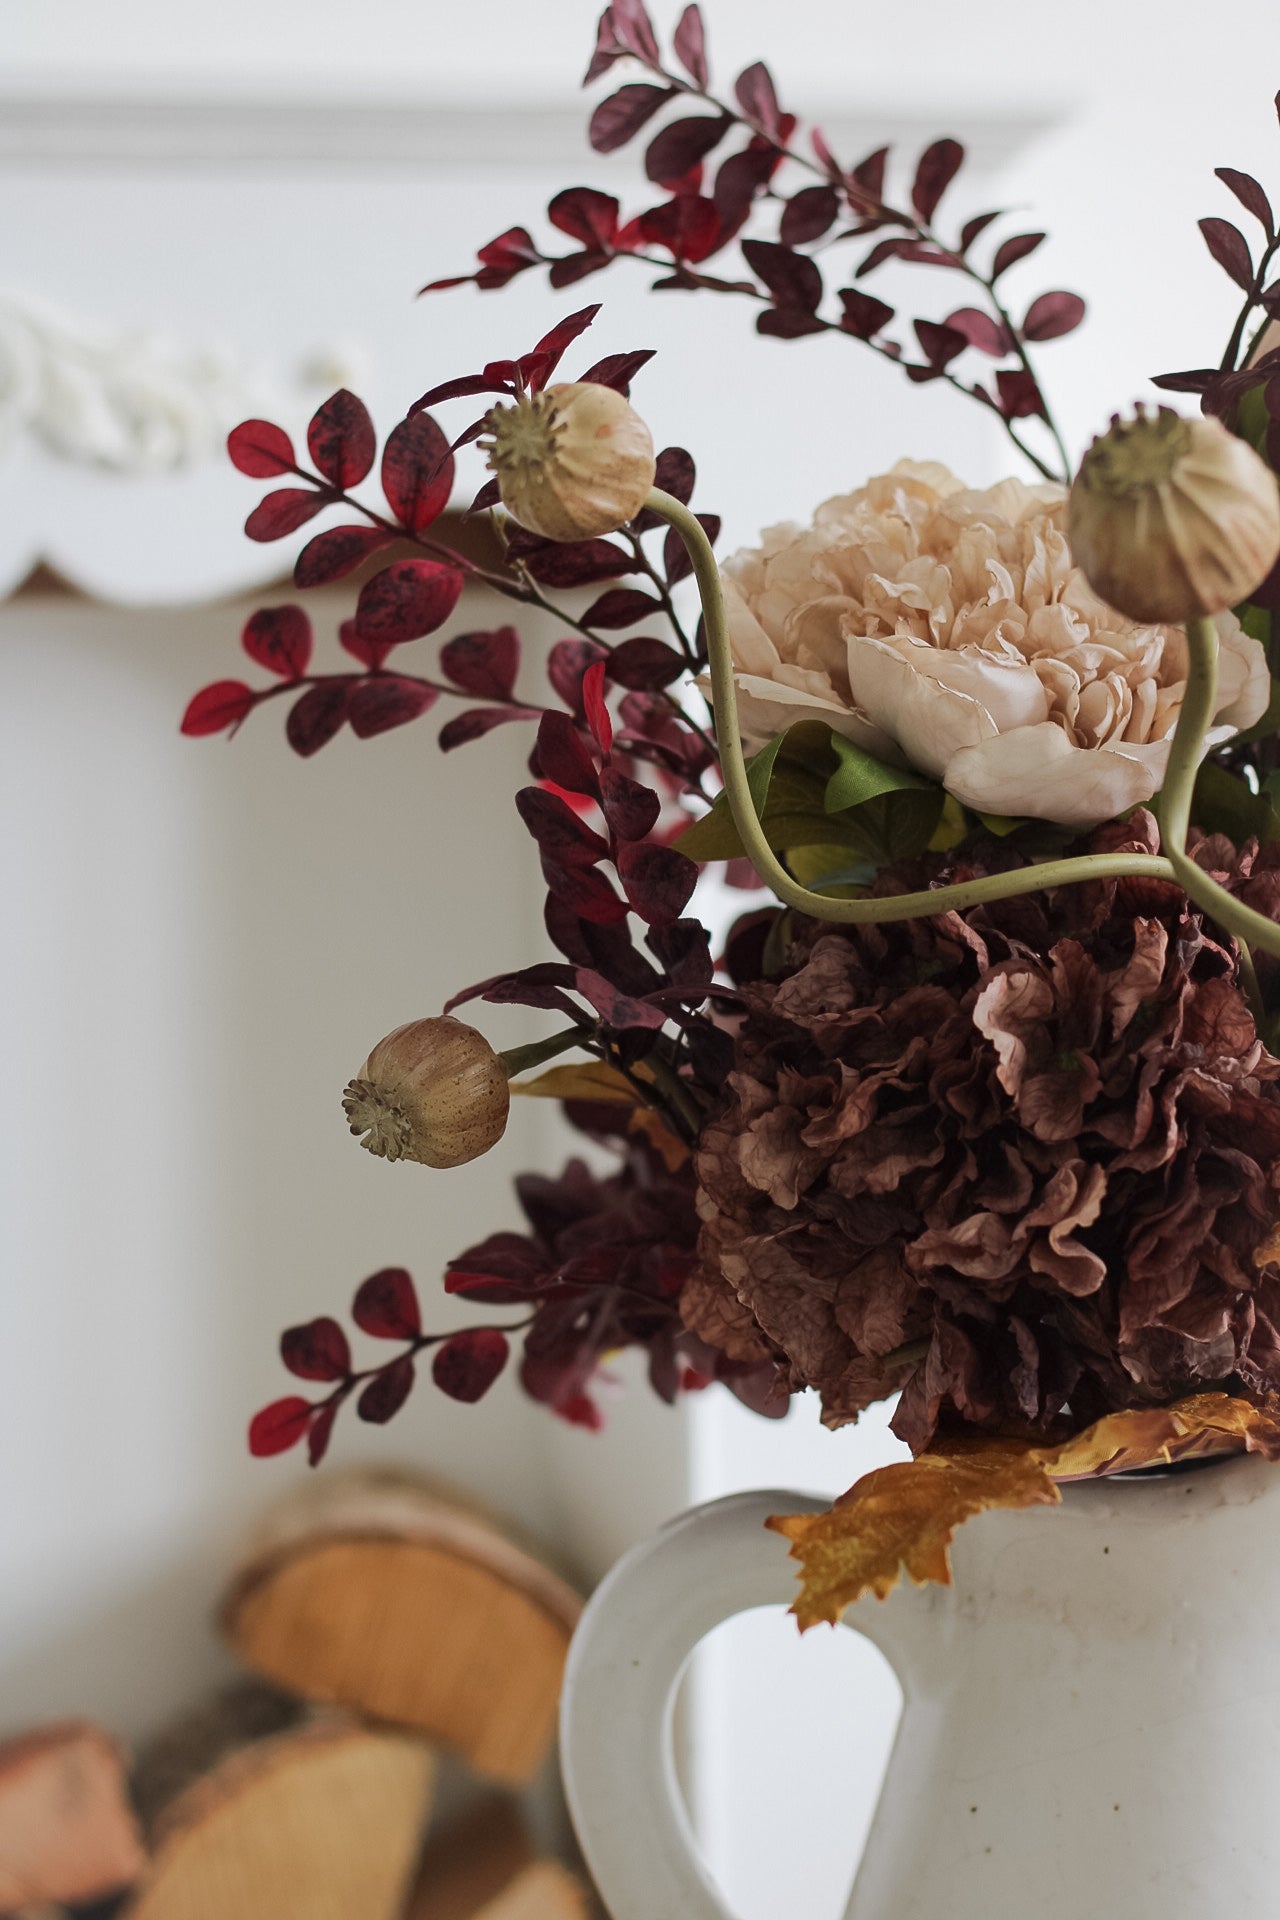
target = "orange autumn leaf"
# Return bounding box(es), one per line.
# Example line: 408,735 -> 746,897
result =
768,1391 -> 1280,1630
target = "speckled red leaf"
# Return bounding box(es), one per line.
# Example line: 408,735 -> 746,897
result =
1022,291 -> 1086,342
582,587 -> 663,631
294,524 -> 395,588
307,389 -> 376,488
991,231 -> 1046,280
432,1328 -> 510,1402
355,559 -> 464,645
541,856 -> 630,923
440,627 -> 520,700
280,1316 -> 351,1381
532,710 -> 602,797
579,348 -> 657,396
244,487 -> 331,542
242,605 -> 313,679
439,705 -> 540,751
645,113 -> 729,188
945,306 -> 1010,355
911,138 -> 964,222
380,411 -> 454,531
357,1355 -> 416,1424
673,4 -> 708,87
548,188 -> 621,249
733,61 -> 784,141
517,786 -> 611,866
285,681 -> 350,756
589,82 -> 672,154
606,636 -> 686,688
616,840 -> 697,924
227,418 -> 295,478
348,677 -> 438,738
600,765 -> 662,842
352,1266 -> 421,1339
780,183 -> 839,246
582,659 -> 614,753
838,288 -> 894,338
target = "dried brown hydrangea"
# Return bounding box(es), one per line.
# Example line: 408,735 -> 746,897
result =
687,812 -> 1280,1452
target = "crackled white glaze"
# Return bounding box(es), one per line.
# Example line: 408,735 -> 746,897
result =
561,1453 -> 1280,1919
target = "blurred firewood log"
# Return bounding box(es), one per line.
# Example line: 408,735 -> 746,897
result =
0,1721 -> 144,1912
406,1798 -> 591,1920
220,1470 -> 582,1786
119,1682 -> 433,1920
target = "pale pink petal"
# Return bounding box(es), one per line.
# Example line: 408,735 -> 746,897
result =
943,723 -> 1162,826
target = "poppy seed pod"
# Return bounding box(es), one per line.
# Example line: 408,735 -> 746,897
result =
1069,405 -> 1280,624
482,381 -> 656,540
342,1016 -> 510,1169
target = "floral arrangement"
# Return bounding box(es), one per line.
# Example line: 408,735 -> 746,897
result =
186,2 -> 1280,1616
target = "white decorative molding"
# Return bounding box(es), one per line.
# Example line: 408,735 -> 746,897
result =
0,92 -> 1062,174
0,292 -> 361,473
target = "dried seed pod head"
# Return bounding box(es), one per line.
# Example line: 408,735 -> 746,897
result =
342,1016 -> 510,1169
482,381 -> 655,540
1069,404 -> 1280,623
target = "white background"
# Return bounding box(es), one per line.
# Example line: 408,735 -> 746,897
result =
4,4 -> 1280,1916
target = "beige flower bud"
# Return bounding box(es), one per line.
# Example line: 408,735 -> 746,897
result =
482,381 -> 655,540
1069,405 -> 1280,623
342,1016 -> 510,1168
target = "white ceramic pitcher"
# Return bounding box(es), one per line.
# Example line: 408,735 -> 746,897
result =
560,1451 -> 1280,1919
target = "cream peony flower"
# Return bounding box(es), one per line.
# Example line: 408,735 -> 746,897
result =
718,462 -> 1271,827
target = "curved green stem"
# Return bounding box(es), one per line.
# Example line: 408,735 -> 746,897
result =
646,487 -> 1179,923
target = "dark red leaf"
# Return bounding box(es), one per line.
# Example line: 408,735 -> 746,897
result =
249,1396 -> 314,1457
856,236 -> 957,277
616,840 -> 696,924
439,705 -> 540,750
654,445 -> 696,504
622,192 -> 721,264
542,855 -> 629,923
673,3 -> 708,86
780,184 -> 839,246
243,605 -> 313,679
573,966 -> 665,1028
355,559 -> 464,645
281,1316 -> 351,1381
349,676 -> 438,738
582,658 -> 613,753
548,637 -> 608,713
286,681 -> 350,756
600,765 -> 661,840
583,9 -> 626,84
548,188 -> 621,252
520,303 -> 604,391
991,232 -> 1046,280
517,787 -> 611,866
607,636 -> 686,689
579,349 -> 657,396
295,524 -> 396,588
944,306 -> 1011,356
742,239 -> 823,312
713,142 -> 781,242
848,146 -> 889,214
914,319 -> 968,367
358,1355 -> 416,1424
610,0 -> 661,62
506,534 -> 634,589
305,1401 -> 339,1466
181,680 -> 254,737
589,83 -> 672,154
645,114 -> 729,188
912,138 -> 964,222
227,419 -> 295,478
245,487 -> 331,542
663,512 -> 719,584
432,1328 -> 510,1402
756,307 -> 826,339
734,62 -> 784,141
1217,167 -> 1275,238
554,1391 -> 604,1430
959,210 -> 1003,251
996,367 -> 1046,419
421,227 -> 541,295
451,960 -> 581,1019
1021,290 -> 1086,342
1199,216 -> 1255,291
307,389 -> 376,490
532,710 -> 602,798
469,478 -> 502,514
380,412 -> 454,532
582,587 -> 663,630
353,1266 -> 421,1339
440,626 -> 519,700
548,250 -> 612,290
838,288 -> 894,338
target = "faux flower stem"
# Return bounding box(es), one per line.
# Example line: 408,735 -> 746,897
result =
647,487 -> 1180,923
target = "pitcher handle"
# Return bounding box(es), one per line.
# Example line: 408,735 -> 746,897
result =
560,1488 -> 840,1920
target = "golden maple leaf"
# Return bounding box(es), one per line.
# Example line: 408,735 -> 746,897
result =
768,1391 -> 1280,1630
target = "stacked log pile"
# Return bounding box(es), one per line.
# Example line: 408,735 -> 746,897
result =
0,1473 -> 590,1919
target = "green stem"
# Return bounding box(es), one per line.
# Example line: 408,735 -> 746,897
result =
645,486 -> 1179,923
